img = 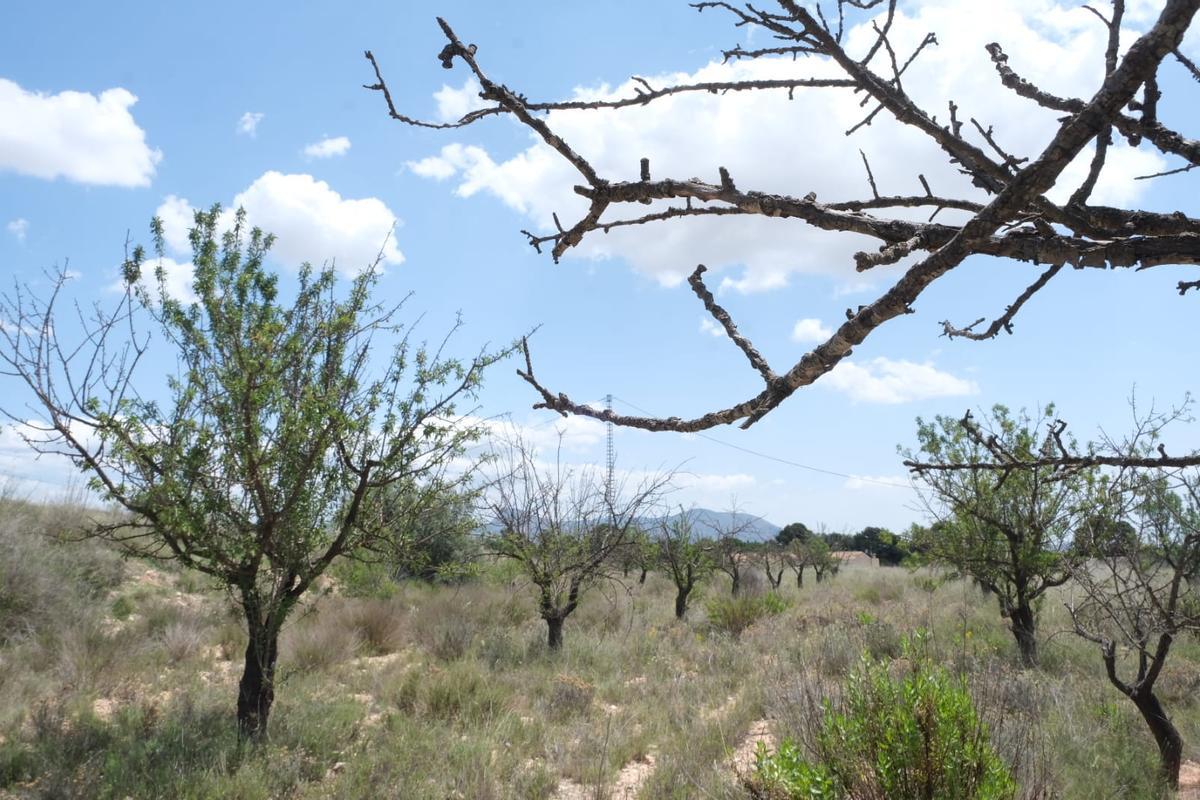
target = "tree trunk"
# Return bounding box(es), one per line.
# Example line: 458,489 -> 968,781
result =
1010,602 -> 1038,668
1133,690 -> 1183,789
639,568 -> 648,585
674,585 -> 692,619
237,618 -> 280,742
795,568 -> 804,588
546,616 -> 565,650
730,572 -> 740,596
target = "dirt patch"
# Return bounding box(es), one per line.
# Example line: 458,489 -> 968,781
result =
730,719 -> 775,778
551,751 -> 657,800
1179,760 -> 1200,799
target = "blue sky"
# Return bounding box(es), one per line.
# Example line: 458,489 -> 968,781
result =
1,1 -> 1197,532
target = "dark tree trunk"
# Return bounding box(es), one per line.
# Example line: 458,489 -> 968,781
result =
546,616 -> 565,650
730,572 -> 741,596
674,585 -> 693,619
237,619 -> 280,742
766,568 -> 783,590
638,568 -> 648,585
1133,690 -> 1183,789
795,568 -> 804,588
1010,602 -> 1038,668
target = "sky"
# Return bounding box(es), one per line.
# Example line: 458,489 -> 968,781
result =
1,0 -> 1197,533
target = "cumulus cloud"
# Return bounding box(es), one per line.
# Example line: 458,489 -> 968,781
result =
820,357 -> 979,404
303,135 -> 351,159
699,318 -> 724,337
433,77 -> 488,123
0,78 -> 161,187
237,111 -> 264,137
130,256 -> 198,304
156,172 -> 403,275
791,318 -> 832,343
7,218 -> 28,243
410,0 -> 1164,292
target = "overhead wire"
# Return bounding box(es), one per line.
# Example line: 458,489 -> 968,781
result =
609,394 -> 916,491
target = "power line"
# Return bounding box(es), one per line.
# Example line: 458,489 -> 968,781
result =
609,395 -> 916,491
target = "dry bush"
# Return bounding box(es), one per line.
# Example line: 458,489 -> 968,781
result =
160,620 -> 206,664
0,504 -> 123,646
281,613 -> 362,673
344,598 -> 406,656
54,621 -> 126,692
546,673 -> 595,720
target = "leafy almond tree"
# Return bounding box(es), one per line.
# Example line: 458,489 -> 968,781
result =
656,512 -> 715,619
0,208 -> 503,740
904,405 -> 1093,667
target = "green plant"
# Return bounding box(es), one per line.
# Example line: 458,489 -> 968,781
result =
110,595 -> 134,621
707,592 -> 788,637
0,207 -> 505,740
754,653 -> 1016,800
752,739 -> 837,799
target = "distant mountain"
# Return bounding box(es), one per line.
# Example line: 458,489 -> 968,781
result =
659,507 -> 781,543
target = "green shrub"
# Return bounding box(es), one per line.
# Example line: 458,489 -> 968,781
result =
752,739 -> 837,799
754,654 -> 1015,800
707,592 -> 789,638
110,595 -> 135,621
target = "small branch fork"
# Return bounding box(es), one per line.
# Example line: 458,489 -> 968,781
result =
368,1 -> 1200,433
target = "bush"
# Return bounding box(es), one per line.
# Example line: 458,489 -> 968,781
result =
707,592 -> 789,638
753,651 -> 1016,800
160,620 -> 205,663
546,673 -> 594,719
345,598 -> 405,656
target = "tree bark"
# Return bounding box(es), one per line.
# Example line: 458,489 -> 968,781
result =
638,567 -> 648,585
1010,602 -> 1038,668
237,616 -> 280,742
546,615 -> 565,650
1133,690 -> 1183,789
795,568 -> 804,588
674,585 -> 692,619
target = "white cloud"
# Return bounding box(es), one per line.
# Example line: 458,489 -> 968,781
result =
408,152 -> 460,181
155,195 -> 194,253
699,318 -> 724,337
156,172 -> 403,275
791,318 -> 832,343
820,357 -> 979,404
433,77 -> 488,123
137,256 -> 197,303
0,78 -> 161,187
0,419 -> 103,502
237,112 -> 264,137
303,135 -> 351,159
7,218 -> 28,243
410,0 -> 1164,292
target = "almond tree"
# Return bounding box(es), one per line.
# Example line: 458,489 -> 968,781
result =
366,0 -> 1200,456
904,405 -> 1094,667
1069,464 -> 1200,788
656,511 -> 716,618
0,208 -> 503,741
483,436 -> 671,649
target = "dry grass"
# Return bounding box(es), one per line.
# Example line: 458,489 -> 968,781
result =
1,503 -> 1198,799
